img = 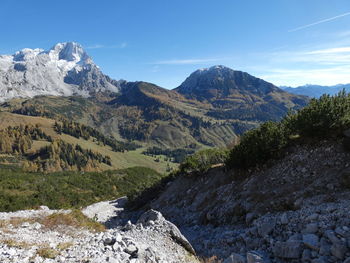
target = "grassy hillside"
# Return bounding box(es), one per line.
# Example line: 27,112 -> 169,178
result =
0,165 -> 164,211
0,112 -> 176,174
0,90 -> 257,149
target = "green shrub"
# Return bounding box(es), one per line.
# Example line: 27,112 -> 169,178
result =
179,148 -> 229,176
285,90 -> 350,137
226,121 -> 289,169
226,90 -> 350,169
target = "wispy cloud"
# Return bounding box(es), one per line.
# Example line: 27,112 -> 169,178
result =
86,42 -> 128,49
86,44 -> 105,49
154,58 -> 222,65
260,66 -> 350,86
288,11 -> 350,32
306,46 -> 350,54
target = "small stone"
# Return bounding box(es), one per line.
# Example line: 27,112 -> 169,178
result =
246,213 -> 255,225
103,238 -> 116,246
115,233 -> 122,243
325,230 -> 340,244
330,242 -> 347,260
304,223 -> 319,234
307,214 -> 319,221
246,251 -> 269,263
280,213 -> 288,225
273,241 -> 302,259
303,234 -> 319,251
223,253 -> 246,263
302,249 -> 311,261
124,245 -> 138,258
258,220 -> 275,237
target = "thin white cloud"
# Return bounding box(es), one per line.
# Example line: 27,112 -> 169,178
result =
85,42 -> 128,49
86,44 -> 105,49
288,11 -> 350,32
306,46 -> 350,54
261,66 -> 350,87
154,58 -> 222,65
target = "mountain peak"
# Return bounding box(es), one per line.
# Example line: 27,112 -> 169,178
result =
49,42 -> 91,64
198,65 -> 232,72
176,65 -> 280,101
0,42 -> 119,102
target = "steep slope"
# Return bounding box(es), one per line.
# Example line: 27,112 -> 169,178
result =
0,42 -> 120,102
176,65 -> 308,121
145,140 -> 350,262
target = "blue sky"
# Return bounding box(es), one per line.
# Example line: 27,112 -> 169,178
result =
1,0 -> 350,88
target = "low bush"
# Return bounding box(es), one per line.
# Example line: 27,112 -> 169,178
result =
179,148 -> 228,176
226,90 -> 350,169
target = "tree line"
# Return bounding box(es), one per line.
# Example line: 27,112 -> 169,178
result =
54,120 -> 140,152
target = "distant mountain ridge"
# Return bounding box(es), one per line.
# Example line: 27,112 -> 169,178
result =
282,84 -> 350,98
0,42 -> 308,149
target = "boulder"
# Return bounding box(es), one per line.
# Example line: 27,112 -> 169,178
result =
137,210 -> 164,226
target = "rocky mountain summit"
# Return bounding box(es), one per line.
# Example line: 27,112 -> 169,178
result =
0,42 -> 120,102
176,65 -> 281,101
175,65 -> 308,121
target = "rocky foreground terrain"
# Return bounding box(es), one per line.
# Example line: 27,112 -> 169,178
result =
1,139 -> 350,263
147,139 -> 350,263
0,200 -> 198,263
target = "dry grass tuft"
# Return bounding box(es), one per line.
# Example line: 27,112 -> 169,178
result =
37,247 -> 59,259
40,210 -> 105,232
200,256 -> 222,263
57,242 -> 73,251
2,239 -> 32,249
